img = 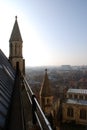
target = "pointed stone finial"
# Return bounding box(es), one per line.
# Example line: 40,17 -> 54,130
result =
45,69 -> 47,72
15,16 -> 17,20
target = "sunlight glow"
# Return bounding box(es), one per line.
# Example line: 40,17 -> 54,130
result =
0,0 -> 86,66
22,22 -> 52,66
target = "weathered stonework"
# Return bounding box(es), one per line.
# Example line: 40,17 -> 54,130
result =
9,17 -> 25,74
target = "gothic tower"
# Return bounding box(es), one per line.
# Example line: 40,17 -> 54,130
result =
9,16 -> 25,74
39,69 -> 53,115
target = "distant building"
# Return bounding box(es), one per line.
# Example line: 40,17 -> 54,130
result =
62,88 -> 87,125
78,76 -> 87,89
60,65 -> 72,71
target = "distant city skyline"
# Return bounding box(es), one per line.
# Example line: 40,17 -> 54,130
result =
0,0 -> 87,66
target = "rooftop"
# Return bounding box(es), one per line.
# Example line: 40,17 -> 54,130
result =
64,99 -> 87,106
0,50 -> 15,129
67,88 -> 87,94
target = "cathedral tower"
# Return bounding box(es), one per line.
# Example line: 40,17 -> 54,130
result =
9,16 -> 25,74
40,69 -> 53,115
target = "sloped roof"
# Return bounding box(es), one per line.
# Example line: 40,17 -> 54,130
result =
40,69 -> 53,97
0,49 -> 15,129
9,16 -> 22,42
67,88 -> 87,94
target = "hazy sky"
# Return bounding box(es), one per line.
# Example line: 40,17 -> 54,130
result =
0,0 -> 87,66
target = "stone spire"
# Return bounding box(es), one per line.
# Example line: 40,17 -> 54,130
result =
9,16 -> 25,75
40,69 -> 52,97
9,16 -> 22,42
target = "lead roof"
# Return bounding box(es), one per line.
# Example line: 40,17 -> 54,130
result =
0,49 -> 15,129
67,88 -> 87,94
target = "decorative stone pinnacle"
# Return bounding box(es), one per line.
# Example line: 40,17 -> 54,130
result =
15,16 -> 17,20
45,69 -> 47,72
